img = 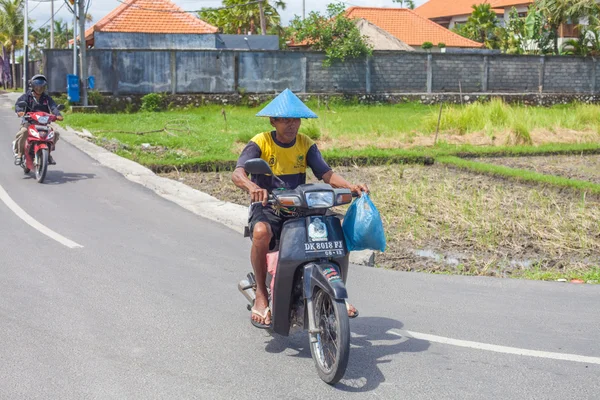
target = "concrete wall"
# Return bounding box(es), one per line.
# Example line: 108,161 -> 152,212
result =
44,49 -> 600,96
94,32 -> 279,51
95,32 -> 217,50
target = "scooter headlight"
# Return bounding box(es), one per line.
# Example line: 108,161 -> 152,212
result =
305,191 -> 334,208
36,116 -> 50,124
47,131 -> 55,140
29,128 -> 39,138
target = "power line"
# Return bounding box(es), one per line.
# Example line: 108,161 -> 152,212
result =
30,1 -> 67,34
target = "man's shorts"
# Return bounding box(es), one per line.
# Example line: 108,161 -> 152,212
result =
249,204 -> 295,251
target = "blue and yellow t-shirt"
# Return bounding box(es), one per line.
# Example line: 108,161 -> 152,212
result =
236,131 -> 332,190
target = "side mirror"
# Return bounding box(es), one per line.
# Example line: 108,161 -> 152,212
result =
16,101 -> 27,109
244,158 -> 273,175
57,104 -> 65,111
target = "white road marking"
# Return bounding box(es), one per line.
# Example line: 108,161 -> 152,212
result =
0,183 -> 83,249
389,330 -> 600,365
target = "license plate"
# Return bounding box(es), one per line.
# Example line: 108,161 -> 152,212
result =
304,240 -> 345,257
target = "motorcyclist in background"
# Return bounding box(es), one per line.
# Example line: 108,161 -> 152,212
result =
13,74 -> 63,165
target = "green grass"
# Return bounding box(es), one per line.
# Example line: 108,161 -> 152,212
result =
437,156 -> 600,194
515,265 -> 600,283
424,99 -> 600,136
61,100 -> 600,170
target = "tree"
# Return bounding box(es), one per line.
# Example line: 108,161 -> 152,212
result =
52,19 -> 73,49
288,3 -> 373,66
199,0 -> 286,35
501,6 -> 554,54
0,0 -> 24,88
392,0 -> 415,9
30,26 -> 50,60
535,0 -> 597,54
453,4 -> 502,49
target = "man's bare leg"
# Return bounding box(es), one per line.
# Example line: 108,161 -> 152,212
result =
250,222 -> 272,325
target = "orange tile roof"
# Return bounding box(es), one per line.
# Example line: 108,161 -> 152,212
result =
84,0 -> 217,41
345,7 -> 483,48
491,0 -> 533,7
415,0 -> 531,19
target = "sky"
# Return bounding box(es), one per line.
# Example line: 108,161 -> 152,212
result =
28,0 -> 429,32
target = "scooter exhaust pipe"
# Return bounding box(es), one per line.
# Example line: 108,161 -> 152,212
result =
238,279 -> 256,305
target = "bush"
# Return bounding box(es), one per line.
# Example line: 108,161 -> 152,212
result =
141,93 -> 167,112
422,42 -> 433,50
438,42 -> 446,48
87,90 -> 103,106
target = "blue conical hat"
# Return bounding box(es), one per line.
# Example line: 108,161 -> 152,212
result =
256,89 -> 318,119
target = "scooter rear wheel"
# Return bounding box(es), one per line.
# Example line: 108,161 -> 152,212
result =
309,288 -> 350,385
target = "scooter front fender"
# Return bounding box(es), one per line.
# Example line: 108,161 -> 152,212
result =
303,263 -> 348,301
33,143 -> 48,153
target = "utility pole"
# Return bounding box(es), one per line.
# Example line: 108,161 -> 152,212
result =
73,2 -> 77,76
303,0 -> 305,20
50,0 -> 54,48
23,0 -> 28,92
78,0 -> 88,106
258,0 -> 266,35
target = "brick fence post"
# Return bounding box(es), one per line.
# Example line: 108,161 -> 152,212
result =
591,57 -> 596,95
427,54 -> 433,94
170,50 -> 176,95
111,50 -> 119,96
538,55 -> 545,94
365,56 -> 372,94
482,56 -> 489,92
234,52 -> 240,93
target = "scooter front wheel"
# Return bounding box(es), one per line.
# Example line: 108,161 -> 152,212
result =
35,148 -> 48,183
309,288 -> 350,385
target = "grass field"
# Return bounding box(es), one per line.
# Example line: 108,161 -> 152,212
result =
62,99 -> 600,167
63,99 -> 600,281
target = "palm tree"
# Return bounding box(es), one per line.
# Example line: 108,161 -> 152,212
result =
31,26 -> 50,60
200,0 -> 286,35
392,0 -> 415,9
535,0 -> 598,54
0,0 -> 24,88
53,19 -> 72,49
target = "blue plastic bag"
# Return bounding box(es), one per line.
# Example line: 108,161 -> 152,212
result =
342,193 -> 386,252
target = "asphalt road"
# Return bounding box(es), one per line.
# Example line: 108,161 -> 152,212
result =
0,93 -> 599,399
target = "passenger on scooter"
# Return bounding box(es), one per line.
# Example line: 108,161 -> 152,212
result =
232,89 -> 369,328
14,74 -> 63,165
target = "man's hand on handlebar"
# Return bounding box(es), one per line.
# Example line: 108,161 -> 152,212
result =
350,183 -> 369,197
17,112 -> 24,117
250,185 -> 269,206
56,115 -> 64,121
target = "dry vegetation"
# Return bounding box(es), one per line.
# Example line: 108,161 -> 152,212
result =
160,159 -> 600,281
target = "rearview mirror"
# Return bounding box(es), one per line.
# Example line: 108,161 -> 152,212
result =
57,104 -> 65,111
244,158 -> 272,175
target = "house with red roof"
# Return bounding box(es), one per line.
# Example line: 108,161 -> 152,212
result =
415,0 -> 578,40
78,0 -> 278,50
345,7 -> 483,50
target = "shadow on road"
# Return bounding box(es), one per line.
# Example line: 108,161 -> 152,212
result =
23,170 -> 96,184
263,316 -> 430,392
337,317 -> 430,392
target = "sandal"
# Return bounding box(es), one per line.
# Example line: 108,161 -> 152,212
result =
250,306 -> 272,329
346,301 -> 359,319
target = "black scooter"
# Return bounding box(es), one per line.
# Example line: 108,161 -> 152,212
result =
238,158 -> 353,385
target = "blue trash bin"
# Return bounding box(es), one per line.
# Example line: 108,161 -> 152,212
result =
67,74 -> 80,103
88,76 -> 95,90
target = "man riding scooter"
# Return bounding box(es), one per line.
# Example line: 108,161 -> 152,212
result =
13,74 -> 63,165
232,89 -> 369,328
